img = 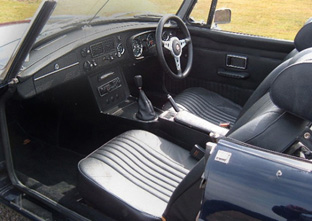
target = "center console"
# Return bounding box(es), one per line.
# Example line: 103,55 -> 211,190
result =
88,67 -> 222,153
88,67 -> 130,113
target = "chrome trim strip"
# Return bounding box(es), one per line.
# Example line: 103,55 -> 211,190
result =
98,72 -> 114,81
34,62 -> 79,81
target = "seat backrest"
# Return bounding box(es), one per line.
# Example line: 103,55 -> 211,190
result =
236,18 -> 312,122
284,17 -> 312,60
227,49 -> 312,151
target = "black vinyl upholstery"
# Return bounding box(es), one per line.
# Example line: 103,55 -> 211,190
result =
163,87 -> 242,126
284,18 -> 312,60
270,60 -> 312,122
164,19 -> 312,124
294,18 -> 312,52
78,130 -> 199,221
227,93 -> 308,152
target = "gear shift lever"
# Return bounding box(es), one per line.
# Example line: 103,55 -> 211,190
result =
134,75 -> 143,89
134,75 -> 156,121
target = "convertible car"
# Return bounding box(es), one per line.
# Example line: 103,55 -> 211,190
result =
1,0 -> 312,220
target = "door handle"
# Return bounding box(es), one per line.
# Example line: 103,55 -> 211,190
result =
226,54 -> 248,70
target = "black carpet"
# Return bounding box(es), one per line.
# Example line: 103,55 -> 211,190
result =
9,122 -> 114,220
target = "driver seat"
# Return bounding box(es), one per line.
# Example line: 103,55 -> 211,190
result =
163,18 -> 312,127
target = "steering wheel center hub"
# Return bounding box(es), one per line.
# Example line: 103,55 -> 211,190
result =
172,39 -> 182,56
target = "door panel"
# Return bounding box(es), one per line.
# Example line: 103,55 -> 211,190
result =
165,26 -> 294,106
200,139 -> 312,220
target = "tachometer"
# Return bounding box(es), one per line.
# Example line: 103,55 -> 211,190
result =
162,31 -> 170,41
132,39 -> 143,58
146,33 -> 154,47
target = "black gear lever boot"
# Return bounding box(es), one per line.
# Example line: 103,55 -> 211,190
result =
134,75 -> 156,121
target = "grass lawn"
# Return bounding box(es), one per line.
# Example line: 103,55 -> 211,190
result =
0,0 -> 311,40
213,0 -> 312,40
0,0 -> 40,23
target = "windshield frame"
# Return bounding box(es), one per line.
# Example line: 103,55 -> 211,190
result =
0,0 -> 57,85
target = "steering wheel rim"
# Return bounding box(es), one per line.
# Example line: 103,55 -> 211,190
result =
156,15 -> 193,79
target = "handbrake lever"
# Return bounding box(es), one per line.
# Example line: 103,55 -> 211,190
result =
167,94 -> 180,112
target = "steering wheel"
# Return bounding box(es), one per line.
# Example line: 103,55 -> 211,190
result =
156,15 -> 193,79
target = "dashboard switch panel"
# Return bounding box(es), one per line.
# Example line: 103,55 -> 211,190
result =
98,77 -> 121,97
88,68 -> 129,113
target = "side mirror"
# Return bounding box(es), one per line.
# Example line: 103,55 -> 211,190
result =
214,8 -> 231,26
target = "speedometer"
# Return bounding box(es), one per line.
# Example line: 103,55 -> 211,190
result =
132,39 -> 143,58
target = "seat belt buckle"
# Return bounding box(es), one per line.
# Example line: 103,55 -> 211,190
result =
190,144 -> 205,160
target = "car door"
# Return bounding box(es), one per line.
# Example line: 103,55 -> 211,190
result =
199,139 -> 312,220
167,0 -> 310,106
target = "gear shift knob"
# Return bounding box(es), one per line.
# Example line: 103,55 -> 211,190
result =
133,75 -> 156,121
134,75 -> 143,89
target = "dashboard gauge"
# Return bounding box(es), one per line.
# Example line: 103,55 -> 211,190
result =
146,33 -> 154,47
132,39 -> 143,58
162,31 -> 170,41
116,43 -> 125,57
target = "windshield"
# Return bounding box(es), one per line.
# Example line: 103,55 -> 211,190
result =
53,0 -> 182,17
38,0 -> 183,41
0,0 -> 183,81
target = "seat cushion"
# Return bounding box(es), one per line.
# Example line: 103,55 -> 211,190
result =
163,87 -> 242,126
78,130 -> 197,221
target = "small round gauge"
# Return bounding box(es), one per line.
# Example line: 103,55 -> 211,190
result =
146,33 -> 154,47
132,39 -> 143,58
116,43 -> 125,56
162,31 -> 170,41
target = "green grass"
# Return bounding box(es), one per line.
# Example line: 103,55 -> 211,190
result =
192,0 -> 312,40
0,0 -> 40,23
51,0 -> 183,17
1,0 -> 311,40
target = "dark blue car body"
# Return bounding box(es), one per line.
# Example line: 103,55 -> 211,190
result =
200,139 -> 312,220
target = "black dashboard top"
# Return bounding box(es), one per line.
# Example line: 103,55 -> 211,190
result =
16,20 -> 179,99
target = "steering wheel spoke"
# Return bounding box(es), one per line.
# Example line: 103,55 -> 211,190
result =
162,40 -> 171,51
174,56 -> 182,73
180,37 -> 190,49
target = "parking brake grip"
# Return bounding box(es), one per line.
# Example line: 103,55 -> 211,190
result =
167,94 -> 180,112
134,75 -> 156,121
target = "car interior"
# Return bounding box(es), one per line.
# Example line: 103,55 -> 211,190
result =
3,7 -> 312,220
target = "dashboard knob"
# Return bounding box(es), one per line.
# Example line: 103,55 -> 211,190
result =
83,61 -> 92,71
92,60 -> 97,67
81,48 -> 88,57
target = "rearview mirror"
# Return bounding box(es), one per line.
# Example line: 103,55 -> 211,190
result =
214,8 -> 231,25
